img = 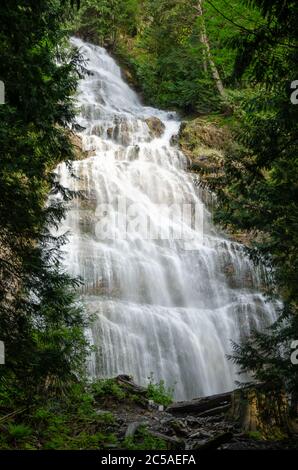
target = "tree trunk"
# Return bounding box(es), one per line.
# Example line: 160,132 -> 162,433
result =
228,386 -> 290,439
196,1 -> 225,98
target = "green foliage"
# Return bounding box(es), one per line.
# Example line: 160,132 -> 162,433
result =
146,374 -> 174,406
72,0 -> 139,46
212,0 -> 298,405
247,431 -> 263,440
0,381 -> 118,450
72,0 -> 254,112
117,0 -> 221,112
0,0 -> 89,402
8,424 -> 33,441
92,378 -> 126,401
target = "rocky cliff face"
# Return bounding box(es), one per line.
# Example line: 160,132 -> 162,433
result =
178,117 -> 258,247
178,117 -> 232,186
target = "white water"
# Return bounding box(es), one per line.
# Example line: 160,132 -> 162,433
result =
56,38 -> 277,400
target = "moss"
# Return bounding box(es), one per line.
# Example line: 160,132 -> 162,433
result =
179,117 -> 233,155
8,424 -> 33,441
247,430 -> 263,440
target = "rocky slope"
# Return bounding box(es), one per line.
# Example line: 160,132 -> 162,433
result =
95,376 -> 297,450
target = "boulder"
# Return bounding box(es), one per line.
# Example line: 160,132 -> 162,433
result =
145,116 -> 165,138
68,132 -> 88,161
170,134 -> 179,146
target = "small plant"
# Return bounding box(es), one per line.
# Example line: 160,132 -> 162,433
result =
247,431 -> 263,441
8,424 -> 33,441
96,411 -> 115,425
146,373 -> 174,407
92,379 -> 126,401
33,407 -> 52,421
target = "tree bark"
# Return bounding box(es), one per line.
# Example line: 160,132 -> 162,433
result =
228,387 -> 290,438
195,1 -> 225,98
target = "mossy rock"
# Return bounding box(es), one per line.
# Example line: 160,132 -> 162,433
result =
145,117 -> 165,138
179,118 -> 233,155
68,132 -> 89,161
189,149 -> 224,173
179,118 -> 229,185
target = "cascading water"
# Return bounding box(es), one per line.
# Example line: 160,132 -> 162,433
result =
56,37 -> 277,400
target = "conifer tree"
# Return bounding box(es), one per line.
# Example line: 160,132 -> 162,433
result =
0,0 -> 88,397
212,0 -> 298,410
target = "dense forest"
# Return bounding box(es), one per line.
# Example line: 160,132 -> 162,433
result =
0,0 -> 297,452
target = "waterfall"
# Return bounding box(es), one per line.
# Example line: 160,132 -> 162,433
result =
56,37 -> 277,400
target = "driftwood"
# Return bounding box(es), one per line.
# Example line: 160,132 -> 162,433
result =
115,375 -> 149,408
197,403 -> 231,418
125,421 -> 147,438
167,390 -> 232,415
116,375 -> 147,396
0,408 -> 27,423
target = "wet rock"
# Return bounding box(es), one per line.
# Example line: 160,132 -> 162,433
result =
167,112 -> 177,120
190,430 -> 212,439
169,419 -> 190,437
185,416 -> 200,426
68,132 -> 88,161
78,189 -> 98,211
122,68 -> 135,86
189,152 -> 224,174
91,124 -> 105,137
179,118 -> 232,153
223,263 -> 236,275
107,127 -> 113,138
170,134 -> 179,146
145,116 -> 165,138
78,213 -> 95,234
127,145 -> 140,161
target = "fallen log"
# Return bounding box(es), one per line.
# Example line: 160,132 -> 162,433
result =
125,421 -> 147,438
197,403 -> 231,418
115,375 -> 149,408
167,391 -> 232,415
116,375 -> 147,396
